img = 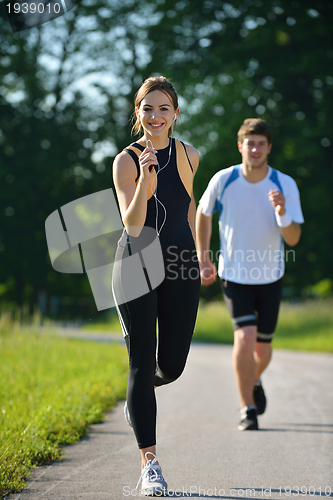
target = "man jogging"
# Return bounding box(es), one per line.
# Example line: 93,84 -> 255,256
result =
196,118 -> 304,431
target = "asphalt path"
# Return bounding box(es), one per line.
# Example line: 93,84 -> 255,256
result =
7,342 -> 333,500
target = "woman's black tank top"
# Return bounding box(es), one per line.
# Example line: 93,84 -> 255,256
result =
124,138 -> 194,248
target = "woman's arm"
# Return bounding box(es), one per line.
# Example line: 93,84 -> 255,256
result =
188,193 -> 197,242
113,148 -> 157,237
184,144 -> 200,242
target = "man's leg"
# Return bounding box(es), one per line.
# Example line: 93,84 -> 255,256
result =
252,341 -> 272,415
252,278 -> 282,414
222,279 -> 260,429
233,325 -> 261,430
254,341 -> 272,382
233,325 -> 257,409
233,332 -> 272,408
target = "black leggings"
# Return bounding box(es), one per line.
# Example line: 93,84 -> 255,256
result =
112,243 -> 200,449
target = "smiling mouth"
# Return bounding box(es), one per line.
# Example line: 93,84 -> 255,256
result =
149,123 -> 164,129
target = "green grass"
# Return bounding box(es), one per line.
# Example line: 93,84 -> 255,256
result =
83,299 -> 333,352
1,300 -> 331,496
192,299 -> 333,352
272,300 -> 333,352
82,315 -> 122,333
0,320 -> 128,498
193,301 -> 234,344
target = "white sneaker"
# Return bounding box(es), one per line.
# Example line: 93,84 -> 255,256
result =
136,452 -> 168,496
124,401 -> 132,427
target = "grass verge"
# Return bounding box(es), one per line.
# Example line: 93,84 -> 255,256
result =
0,325 -> 128,498
1,299 -> 331,496
82,315 -> 122,333
83,299 -> 333,352
192,299 -> 333,352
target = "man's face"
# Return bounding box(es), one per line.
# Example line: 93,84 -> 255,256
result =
238,134 -> 272,169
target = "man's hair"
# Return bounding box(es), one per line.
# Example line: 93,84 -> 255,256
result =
237,118 -> 272,144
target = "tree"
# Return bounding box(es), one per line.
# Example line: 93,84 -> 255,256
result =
0,0 -> 332,317
0,0 -> 159,316
145,0 -> 333,294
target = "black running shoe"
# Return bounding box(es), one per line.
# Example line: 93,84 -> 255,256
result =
238,406 -> 258,431
253,381 -> 266,415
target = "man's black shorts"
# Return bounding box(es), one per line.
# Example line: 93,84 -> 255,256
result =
221,278 -> 283,342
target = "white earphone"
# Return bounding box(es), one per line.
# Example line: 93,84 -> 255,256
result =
144,112 -> 178,236
146,135 -> 172,236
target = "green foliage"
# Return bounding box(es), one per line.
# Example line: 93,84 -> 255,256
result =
0,0 -> 332,314
193,301 -> 234,344
0,0 -> 152,314
0,323 -> 127,497
273,299 -> 333,351
83,298 -> 333,352
145,0 -> 333,293
307,278 -> 333,298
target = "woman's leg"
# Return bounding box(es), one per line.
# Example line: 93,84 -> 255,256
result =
116,290 -> 158,451
112,243 -> 159,452
155,245 -> 201,386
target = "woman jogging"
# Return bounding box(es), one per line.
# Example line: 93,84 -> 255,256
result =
112,76 -> 201,496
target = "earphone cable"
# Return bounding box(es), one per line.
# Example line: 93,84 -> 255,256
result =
146,138 -> 172,236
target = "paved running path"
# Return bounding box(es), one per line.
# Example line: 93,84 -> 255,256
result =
8,344 -> 333,500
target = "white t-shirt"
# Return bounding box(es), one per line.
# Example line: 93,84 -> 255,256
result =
199,164 -> 304,284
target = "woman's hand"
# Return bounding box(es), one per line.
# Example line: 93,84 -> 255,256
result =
139,147 -> 158,181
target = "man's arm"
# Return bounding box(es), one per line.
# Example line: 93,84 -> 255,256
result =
280,222 -> 301,247
268,189 -> 301,247
196,205 -> 217,285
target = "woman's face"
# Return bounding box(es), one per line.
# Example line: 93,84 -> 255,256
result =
136,90 -> 179,139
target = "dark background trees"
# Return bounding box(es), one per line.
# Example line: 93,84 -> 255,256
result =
0,0 -> 332,319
